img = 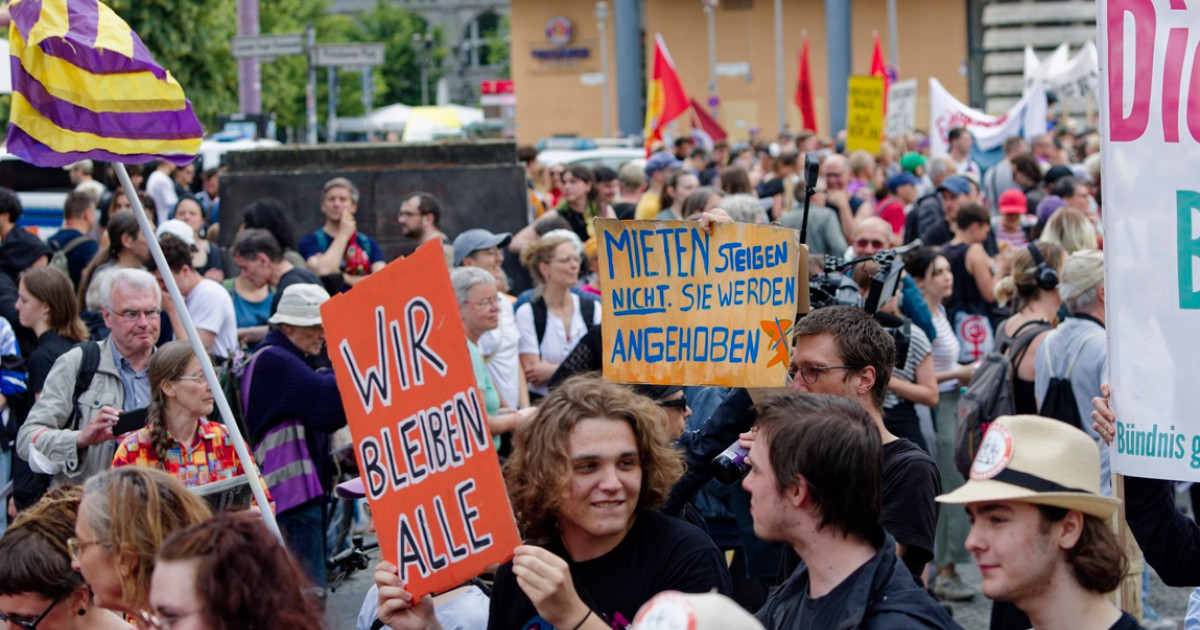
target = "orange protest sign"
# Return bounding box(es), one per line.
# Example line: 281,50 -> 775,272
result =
321,241 -> 521,598
597,219 -> 799,387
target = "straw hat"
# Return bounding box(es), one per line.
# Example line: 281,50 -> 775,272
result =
937,415 -> 1120,519
633,591 -> 764,630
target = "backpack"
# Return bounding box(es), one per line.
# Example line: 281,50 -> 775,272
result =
48,234 -> 92,286
531,295 -> 596,347
1037,331 -> 1105,430
954,320 -> 1050,476
14,341 -> 99,509
211,346 -> 273,441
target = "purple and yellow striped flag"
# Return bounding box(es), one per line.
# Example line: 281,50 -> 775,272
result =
6,0 -> 203,167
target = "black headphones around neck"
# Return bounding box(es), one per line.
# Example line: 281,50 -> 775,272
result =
1026,243 -> 1059,291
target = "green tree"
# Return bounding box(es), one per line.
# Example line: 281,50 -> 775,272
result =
352,0 -> 445,109
108,0 -> 238,129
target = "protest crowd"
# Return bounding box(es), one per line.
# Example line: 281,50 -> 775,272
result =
0,13 -> 1190,630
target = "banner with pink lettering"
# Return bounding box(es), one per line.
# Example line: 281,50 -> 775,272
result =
1100,0 -> 1200,482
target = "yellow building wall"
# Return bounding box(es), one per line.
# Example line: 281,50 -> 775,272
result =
510,0 -> 969,144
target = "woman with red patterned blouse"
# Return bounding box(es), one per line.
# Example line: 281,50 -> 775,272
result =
111,340 -> 244,487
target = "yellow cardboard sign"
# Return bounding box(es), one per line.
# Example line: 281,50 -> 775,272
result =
846,75 -> 885,153
597,219 -> 799,388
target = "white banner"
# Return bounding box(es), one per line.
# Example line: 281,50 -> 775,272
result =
885,78 -> 918,138
1025,42 -> 1099,100
1100,0 -> 1200,481
928,78 -> 1047,156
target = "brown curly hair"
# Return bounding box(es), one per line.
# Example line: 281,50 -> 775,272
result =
1037,506 -> 1129,594
157,511 -> 323,630
505,375 -> 684,543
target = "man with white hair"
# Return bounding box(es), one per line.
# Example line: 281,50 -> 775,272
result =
1034,250 -> 1109,493
17,268 -> 161,486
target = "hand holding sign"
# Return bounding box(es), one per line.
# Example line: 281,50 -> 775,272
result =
322,242 -> 521,599
374,561 -> 440,630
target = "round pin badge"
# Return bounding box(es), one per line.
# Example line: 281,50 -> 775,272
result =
970,423 -> 1014,480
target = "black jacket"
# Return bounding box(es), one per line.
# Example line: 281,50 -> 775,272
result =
756,532 -> 963,630
1124,475 -> 1200,587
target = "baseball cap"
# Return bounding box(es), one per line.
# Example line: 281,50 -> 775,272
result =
633,591 -> 765,630
62,159 -> 94,173
336,477 -> 365,499
452,229 -> 512,267
900,152 -> 927,174
268,283 -> 331,327
937,175 -> 971,197
998,189 -> 1028,215
937,415 -> 1120,519
156,219 -> 196,246
1044,165 -> 1075,186
1058,249 -> 1104,303
1036,195 -> 1067,224
644,151 -> 683,176
886,172 -> 920,193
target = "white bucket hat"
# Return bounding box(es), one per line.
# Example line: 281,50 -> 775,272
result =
937,415 -> 1121,519
268,283 -> 330,327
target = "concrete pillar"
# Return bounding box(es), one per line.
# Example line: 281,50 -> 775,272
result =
825,0 -> 851,135
614,0 -> 642,137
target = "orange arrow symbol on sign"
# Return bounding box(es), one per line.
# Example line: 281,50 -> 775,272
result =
761,317 -> 793,368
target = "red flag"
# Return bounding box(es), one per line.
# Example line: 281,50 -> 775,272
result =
794,33 -> 817,134
871,31 -> 890,116
644,34 -> 691,155
689,98 -> 727,142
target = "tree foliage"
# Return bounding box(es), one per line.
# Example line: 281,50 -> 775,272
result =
108,0 -> 238,129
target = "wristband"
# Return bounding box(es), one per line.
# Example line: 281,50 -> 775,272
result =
570,609 -> 592,630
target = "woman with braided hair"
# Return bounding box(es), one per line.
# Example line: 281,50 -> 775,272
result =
0,486 -> 132,630
110,340 -> 247,487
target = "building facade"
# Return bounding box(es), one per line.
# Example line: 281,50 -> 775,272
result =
509,0 -> 971,144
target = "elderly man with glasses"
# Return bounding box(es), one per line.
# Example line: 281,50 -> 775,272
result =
18,268 -> 162,489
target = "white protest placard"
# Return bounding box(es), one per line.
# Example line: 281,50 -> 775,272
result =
1099,0 -> 1200,481
885,78 -> 917,138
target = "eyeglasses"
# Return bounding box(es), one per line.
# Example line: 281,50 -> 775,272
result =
175,374 -> 207,383
551,256 -> 579,265
855,238 -> 887,250
67,537 -> 103,561
140,609 -> 202,630
462,297 -> 499,309
658,395 -> 688,410
115,308 -> 161,322
789,363 -> 857,385
0,593 -> 67,629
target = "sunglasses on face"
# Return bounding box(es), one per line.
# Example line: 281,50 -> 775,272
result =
658,395 -> 688,410
0,593 -> 67,629
855,238 -> 886,250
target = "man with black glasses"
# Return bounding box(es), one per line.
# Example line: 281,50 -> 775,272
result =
18,269 -> 161,487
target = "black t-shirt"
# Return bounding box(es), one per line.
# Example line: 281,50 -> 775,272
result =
881,438 -> 940,576
757,178 -> 785,199
27,331 -> 75,395
487,511 -> 732,630
1109,612 -> 1145,630
612,202 -> 637,221
271,266 -> 323,314
788,558 -> 872,630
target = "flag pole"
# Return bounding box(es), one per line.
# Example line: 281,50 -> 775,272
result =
113,162 -> 282,542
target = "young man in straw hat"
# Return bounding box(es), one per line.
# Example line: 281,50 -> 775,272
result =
937,415 -> 1140,630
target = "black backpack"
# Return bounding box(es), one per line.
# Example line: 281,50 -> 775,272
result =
1037,331 -> 1105,429
955,320 -> 1050,476
531,295 -> 596,347
13,341 -> 100,509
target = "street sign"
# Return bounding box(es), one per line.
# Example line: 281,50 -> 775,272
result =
580,72 -> 604,86
715,62 -> 750,78
231,33 -> 304,59
314,43 -> 386,67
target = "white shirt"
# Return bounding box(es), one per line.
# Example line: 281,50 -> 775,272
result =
185,278 -> 238,359
515,294 -> 602,397
477,296 -> 521,409
931,305 -> 961,393
145,170 -> 178,225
